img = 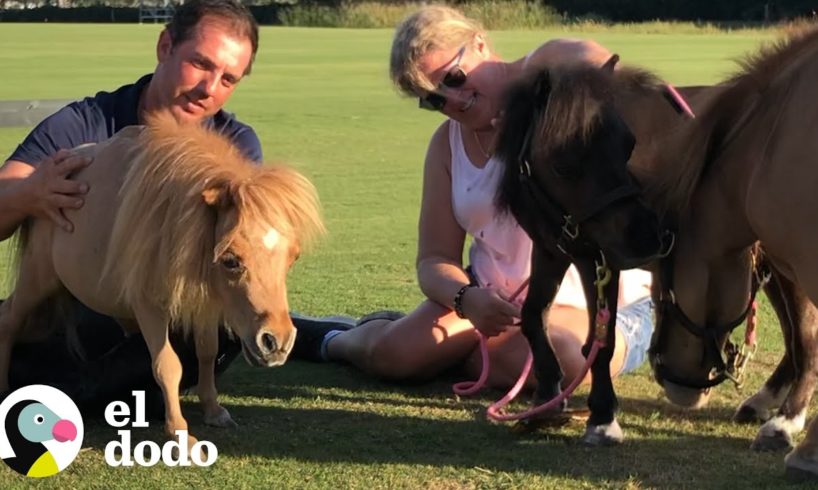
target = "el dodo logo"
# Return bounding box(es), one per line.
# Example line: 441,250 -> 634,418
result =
104,391 -> 217,467
0,385 -> 82,478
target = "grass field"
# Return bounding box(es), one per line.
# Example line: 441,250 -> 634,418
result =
0,24 -> 809,488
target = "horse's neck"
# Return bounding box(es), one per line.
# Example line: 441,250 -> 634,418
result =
621,84 -> 731,188
616,87 -> 694,178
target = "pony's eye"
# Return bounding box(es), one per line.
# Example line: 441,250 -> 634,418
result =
34,414 -> 45,425
220,253 -> 245,273
553,162 -> 582,180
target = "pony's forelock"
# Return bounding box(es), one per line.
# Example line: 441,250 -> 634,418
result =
102,112 -> 324,330
494,65 -> 611,217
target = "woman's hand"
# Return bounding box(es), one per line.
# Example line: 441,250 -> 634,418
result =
461,287 -> 521,337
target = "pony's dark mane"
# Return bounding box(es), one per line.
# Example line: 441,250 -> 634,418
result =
495,63 -> 662,217
611,66 -> 663,95
646,26 -> 818,213
495,65 -> 603,217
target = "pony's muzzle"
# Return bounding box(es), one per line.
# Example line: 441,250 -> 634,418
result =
258,330 -> 278,356
662,381 -> 712,409
240,327 -> 294,367
260,324 -> 295,364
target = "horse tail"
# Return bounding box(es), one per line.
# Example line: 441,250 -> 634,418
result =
6,219 -> 83,360
6,217 -> 30,293
33,293 -> 83,361
57,293 -> 85,362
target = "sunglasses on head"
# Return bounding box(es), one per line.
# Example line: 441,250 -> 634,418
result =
418,46 -> 468,111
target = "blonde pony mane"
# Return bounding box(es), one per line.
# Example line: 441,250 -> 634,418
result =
102,112 -> 324,330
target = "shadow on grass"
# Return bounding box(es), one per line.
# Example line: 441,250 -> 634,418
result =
77,400 -> 787,488
74,361 -> 793,487
219,361 -> 742,425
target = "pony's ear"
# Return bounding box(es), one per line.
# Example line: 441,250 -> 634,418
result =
202,182 -> 234,209
531,68 -> 551,96
601,54 -> 620,73
493,69 -> 550,163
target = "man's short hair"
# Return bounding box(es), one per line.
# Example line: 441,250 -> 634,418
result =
166,0 -> 259,75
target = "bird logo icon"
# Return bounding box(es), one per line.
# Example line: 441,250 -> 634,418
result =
0,385 -> 83,478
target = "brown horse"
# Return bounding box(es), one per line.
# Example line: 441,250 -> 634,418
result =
568,60 -> 818,457
732,251 -> 818,453
493,51 -> 818,456
634,27 -> 818,478
0,112 -> 324,448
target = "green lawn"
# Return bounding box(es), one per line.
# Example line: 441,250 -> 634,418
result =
0,24 -> 805,488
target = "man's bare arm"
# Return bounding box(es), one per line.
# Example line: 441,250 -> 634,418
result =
0,151 -> 91,240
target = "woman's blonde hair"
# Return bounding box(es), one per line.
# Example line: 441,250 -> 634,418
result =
389,5 -> 485,97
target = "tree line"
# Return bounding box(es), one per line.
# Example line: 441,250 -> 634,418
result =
2,0 -> 815,23
543,0 -> 815,22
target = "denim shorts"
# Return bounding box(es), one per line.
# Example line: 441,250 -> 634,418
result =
615,297 -> 654,375
466,266 -> 654,374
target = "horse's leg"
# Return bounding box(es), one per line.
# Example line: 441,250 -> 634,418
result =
736,266 -> 796,423
785,416 -> 818,480
0,238 -> 62,393
132,302 -> 196,449
195,324 -> 236,428
751,269 -> 818,451
736,356 -> 792,422
578,262 -> 622,446
523,246 -> 570,411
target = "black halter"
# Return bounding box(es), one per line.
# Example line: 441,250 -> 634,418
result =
651,244 -> 770,389
515,114 -> 642,257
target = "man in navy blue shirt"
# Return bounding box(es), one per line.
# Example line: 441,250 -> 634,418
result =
1,0 -> 260,415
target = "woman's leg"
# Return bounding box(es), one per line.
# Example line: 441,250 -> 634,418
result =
326,299 -> 480,381
461,306 -> 628,391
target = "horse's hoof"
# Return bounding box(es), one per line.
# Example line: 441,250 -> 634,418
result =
204,406 -> 237,428
581,419 -> 623,446
786,465 -> 818,482
533,396 -> 567,413
185,433 -> 198,452
511,408 -> 588,433
734,404 -> 766,424
785,451 -> 818,481
751,431 -> 794,452
166,433 -> 199,460
752,414 -> 806,452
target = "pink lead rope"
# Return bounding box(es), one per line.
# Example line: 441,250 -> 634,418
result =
487,303 -> 609,422
664,84 -> 696,119
452,278 -> 531,396
452,268 -> 612,422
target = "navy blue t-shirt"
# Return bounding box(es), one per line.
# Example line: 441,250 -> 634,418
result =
9,74 -> 262,164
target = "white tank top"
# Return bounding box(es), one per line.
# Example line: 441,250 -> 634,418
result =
449,121 -> 531,301
447,121 -> 651,308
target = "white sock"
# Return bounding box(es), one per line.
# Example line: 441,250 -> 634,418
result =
320,330 -> 345,361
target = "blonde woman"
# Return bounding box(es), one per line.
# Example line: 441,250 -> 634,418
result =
292,5 -> 654,391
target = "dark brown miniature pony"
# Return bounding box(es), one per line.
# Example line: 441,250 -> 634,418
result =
493,57 -> 677,445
